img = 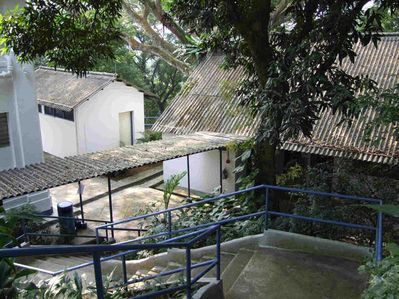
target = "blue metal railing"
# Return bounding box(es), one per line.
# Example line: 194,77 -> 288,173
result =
0,225 -> 221,299
0,184 -> 384,298
96,184 -> 384,261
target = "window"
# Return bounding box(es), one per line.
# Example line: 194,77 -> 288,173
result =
0,113 -> 10,148
43,105 -> 74,122
44,106 -> 55,116
38,104 -> 42,113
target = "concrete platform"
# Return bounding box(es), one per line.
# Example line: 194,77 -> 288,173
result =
226,247 -> 366,299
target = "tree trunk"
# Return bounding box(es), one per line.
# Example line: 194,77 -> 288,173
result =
254,139 -> 279,211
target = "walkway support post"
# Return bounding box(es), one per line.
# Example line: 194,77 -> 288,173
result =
186,155 -> 191,201
107,176 -> 114,239
219,149 -> 223,194
78,181 -> 85,223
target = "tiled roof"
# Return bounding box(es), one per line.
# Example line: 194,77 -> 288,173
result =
153,33 -> 399,165
35,67 -> 117,111
0,132 -> 247,200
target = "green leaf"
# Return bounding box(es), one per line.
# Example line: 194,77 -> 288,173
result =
364,204 -> 399,217
387,243 -> 399,257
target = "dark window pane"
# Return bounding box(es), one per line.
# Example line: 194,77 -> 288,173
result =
44,106 -> 55,116
64,110 -> 74,121
0,113 -> 10,148
38,105 -> 42,113
54,108 -> 64,118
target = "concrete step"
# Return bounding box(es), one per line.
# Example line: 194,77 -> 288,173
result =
221,249 -> 255,295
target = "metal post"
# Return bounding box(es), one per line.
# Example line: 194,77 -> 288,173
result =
186,155 -> 191,201
264,187 -> 270,231
93,252 -> 105,299
185,247 -> 192,299
22,219 -> 29,244
375,202 -> 383,262
121,255 -> 128,284
78,181 -> 85,223
216,226 -> 221,281
107,176 -> 114,239
167,211 -> 172,239
219,149 -> 223,194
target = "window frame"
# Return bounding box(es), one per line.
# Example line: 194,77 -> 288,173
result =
0,112 -> 10,148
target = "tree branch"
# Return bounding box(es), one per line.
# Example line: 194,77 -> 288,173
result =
123,1 -> 176,53
145,0 -> 193,45
124,35 -> 189,74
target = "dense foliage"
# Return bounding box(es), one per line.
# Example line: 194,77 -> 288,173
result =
170,0 -> 399,186
359,206 -> 399,298
0,0 -> 122,76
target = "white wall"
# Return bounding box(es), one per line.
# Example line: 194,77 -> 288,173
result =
39,112 -> 77,157
0,49 -> 52,213
163,149 -> 236,194
75,81 -> 145,154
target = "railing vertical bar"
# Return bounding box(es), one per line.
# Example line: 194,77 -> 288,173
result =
376,202 -> 383,262
167,211 -> 172,239
121,255 -> 128,284
264,187 -> 270,231
93,252 -> 105,299
219,149 -> 223,194
216,226 -> 221,280
186,155 -> 191,201
186,246 -> 192,299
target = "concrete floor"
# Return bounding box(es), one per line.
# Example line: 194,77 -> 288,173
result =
48,164 -> 185,242
226,247 -> 366,299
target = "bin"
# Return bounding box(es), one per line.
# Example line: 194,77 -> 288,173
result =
57,201 -> 76,237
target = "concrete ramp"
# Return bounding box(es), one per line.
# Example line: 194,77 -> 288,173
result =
226,247 -> 366,299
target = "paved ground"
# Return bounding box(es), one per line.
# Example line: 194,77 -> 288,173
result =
48,164 -> 186,242
226,247 -> 366,299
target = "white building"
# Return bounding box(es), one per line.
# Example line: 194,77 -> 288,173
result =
36,67 -> 145,157
0,1 -> 52,213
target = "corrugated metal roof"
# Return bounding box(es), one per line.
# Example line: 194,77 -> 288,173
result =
35,67 -> 117,111
153,54 -> 261,136
153,34 -> 399,165
0,132 -> 247,200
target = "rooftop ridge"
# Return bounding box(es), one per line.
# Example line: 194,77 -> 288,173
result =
35,66 -> 116,78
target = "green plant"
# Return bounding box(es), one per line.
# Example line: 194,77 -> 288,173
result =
0,207 -> 36,299
163,172 -> 187,211
359,202 -> 399,298
137,131 -> 162,143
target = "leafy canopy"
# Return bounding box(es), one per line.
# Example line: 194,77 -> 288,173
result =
171,0 -> 399,145
0,0 -> 122,76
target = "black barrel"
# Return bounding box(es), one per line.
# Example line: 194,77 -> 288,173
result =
57,201 -> 76,237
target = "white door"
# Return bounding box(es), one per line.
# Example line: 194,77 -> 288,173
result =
119,111 -> 134,146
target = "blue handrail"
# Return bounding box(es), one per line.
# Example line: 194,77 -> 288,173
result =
0,184 -> 384,299
0,225 -> 221,299
96,184 -> 383,261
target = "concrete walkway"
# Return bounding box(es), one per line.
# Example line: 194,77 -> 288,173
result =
226,247 -> 366,299
48,164 -> 185,242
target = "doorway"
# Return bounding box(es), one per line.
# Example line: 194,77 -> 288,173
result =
119,111 -> 134,146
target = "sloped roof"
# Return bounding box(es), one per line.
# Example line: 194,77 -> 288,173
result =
153,33 -> 399,165
35,67 -> 117,111
0,132 -> 246,200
